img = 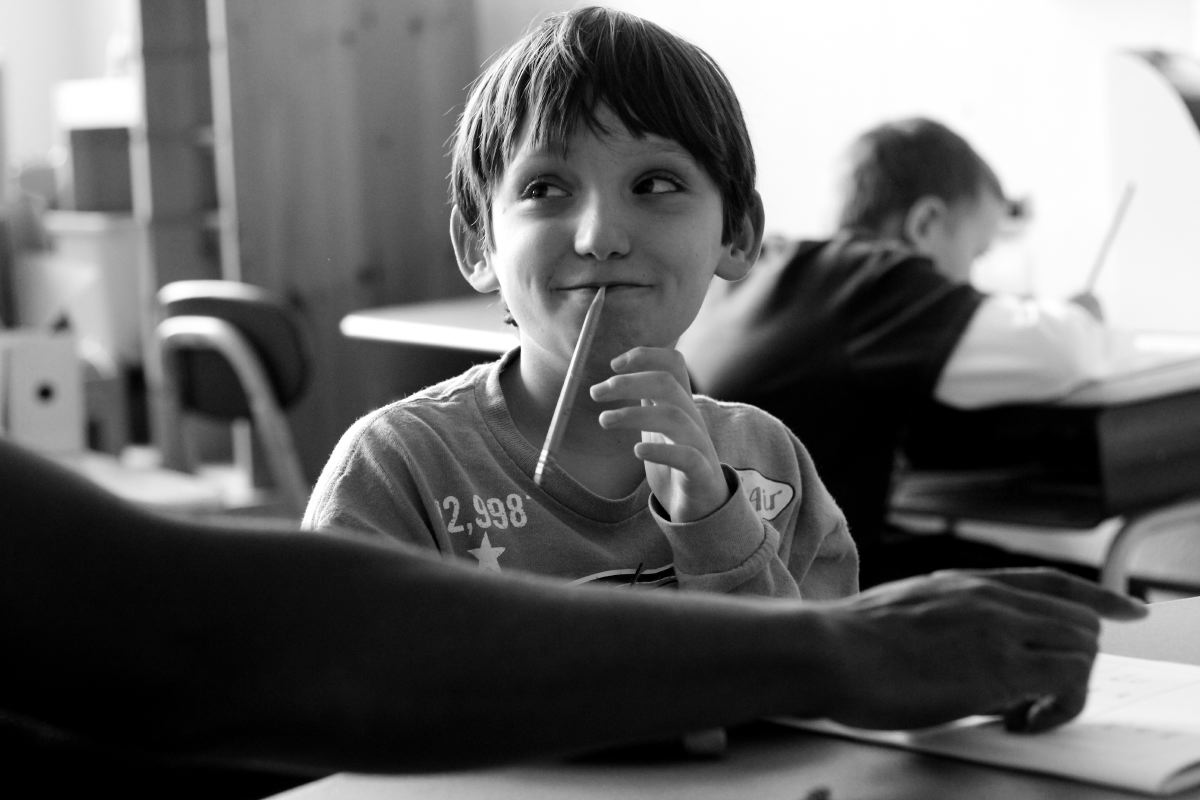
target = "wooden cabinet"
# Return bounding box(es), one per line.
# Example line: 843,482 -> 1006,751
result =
130,0 -> 477,479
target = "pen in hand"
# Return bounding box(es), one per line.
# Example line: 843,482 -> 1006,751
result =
1081,181 -> 1136,295
534,286 -> 607,487
532,289 -> 720,752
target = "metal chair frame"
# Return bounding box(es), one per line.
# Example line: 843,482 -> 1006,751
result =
157,314 -> 310,517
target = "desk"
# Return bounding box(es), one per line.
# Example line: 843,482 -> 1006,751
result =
268,598 -> 1200,800
340,294 -> 515,353
49,449 -> 225,515
341,302 -> 1200,592
893,333 -> 1200,593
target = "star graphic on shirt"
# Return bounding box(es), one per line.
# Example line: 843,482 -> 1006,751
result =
469,533 -> 506,572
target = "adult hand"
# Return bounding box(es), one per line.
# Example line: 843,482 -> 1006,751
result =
591,346 -> 729,522
816,569 -> 1145,733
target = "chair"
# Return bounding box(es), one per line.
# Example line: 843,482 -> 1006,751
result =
154,279 -> 312,517
1100,498 -> 1200,597
890,470 -> 1200,599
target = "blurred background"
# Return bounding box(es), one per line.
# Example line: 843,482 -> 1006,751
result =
1,0 -> 1198,481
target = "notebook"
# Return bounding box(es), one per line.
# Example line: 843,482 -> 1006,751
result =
776,654 -> 1200,796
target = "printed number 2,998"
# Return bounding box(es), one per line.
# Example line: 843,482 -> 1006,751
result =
443,494 -> 528,534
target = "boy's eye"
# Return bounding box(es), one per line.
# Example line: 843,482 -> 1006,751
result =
635,174 -> 683,194
520,178 -> 568,200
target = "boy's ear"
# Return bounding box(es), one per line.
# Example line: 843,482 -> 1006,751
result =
450,205 -> 500,293
714,190 -> 766,282
902,195 -> 948,249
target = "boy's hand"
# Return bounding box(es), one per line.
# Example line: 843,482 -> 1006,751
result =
591,346 -> 729,522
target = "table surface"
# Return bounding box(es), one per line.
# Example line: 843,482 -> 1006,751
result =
340,294 -> 515,353
1062,331 -> 1200,405
343,297 -> 1200,404
268,597 -> 1200,800
342,297 -> 1200,583
49,449 -> 225,512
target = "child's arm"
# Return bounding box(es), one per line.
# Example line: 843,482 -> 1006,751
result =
591,346 -> 858,599
591,345 -> 730,522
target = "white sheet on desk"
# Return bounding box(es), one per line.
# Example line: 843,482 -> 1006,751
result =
781,654 -> 1200,796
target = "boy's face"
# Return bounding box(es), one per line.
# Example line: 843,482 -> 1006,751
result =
918,192 -> 1007,284
454,106 -> 758,368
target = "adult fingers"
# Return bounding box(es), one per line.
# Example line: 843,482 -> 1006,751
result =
632,440 -> 710,474
921,571 -> 1103,639
943,568 -> 1147,620
1011,610 -> 1100,657
1001,652 -> 1093,733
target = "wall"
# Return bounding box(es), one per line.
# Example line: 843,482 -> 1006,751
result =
6,1 -> 1200,475
219,0 -> 480,476
2,1 -> 482,477
0,0 -> 132,179
481,0 -> 1200,327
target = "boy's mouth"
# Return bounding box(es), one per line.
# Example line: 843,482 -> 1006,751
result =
562,282 -> 645,293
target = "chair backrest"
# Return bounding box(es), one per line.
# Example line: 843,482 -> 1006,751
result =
155,280 -> 312,516
157,280 -> 311,419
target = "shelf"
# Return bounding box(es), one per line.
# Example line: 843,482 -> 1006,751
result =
53,77 -> 139,131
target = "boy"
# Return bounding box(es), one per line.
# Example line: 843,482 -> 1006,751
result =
679,117 -> 1109,586
305,7 -> 857,600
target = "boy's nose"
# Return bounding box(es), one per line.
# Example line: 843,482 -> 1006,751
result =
574,195 -> 630,260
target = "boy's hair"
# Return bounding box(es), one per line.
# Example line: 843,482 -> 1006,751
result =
450,6 -> 756,246
836,117 -> 1005,233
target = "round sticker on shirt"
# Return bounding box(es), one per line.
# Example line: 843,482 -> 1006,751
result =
735,468 -> 795,522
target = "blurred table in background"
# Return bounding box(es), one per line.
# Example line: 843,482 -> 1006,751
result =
340,294 -> 515,353
49,448 -> 225,516
894,332 -> 1200,595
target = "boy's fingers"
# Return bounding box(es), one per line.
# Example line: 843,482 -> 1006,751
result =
599,404 -> 698,440
592,370 -> 693,409
611,345 -> 690,377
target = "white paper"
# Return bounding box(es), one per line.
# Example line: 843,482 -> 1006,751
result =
780,654 -> 1200,796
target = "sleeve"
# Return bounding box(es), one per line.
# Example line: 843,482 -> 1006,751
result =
302,415 -> 441,551
649,466 -> 800,598
778,431 -> 859,601
934,294 -> 1113,409
839,252 -> 985,397
649,431 -> 859,600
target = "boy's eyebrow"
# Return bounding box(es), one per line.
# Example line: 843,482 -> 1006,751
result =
515,131 -> 698,163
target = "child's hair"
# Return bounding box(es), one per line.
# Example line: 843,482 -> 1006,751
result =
450,6 -> 756,247
836,117 -> 1005,233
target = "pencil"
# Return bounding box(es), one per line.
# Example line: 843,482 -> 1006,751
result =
533,286 -> 607,487
1082,181 -> 1136,293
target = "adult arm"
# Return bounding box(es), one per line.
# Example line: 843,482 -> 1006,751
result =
0,439 -> 1142,776
813,569 -> 1143,732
